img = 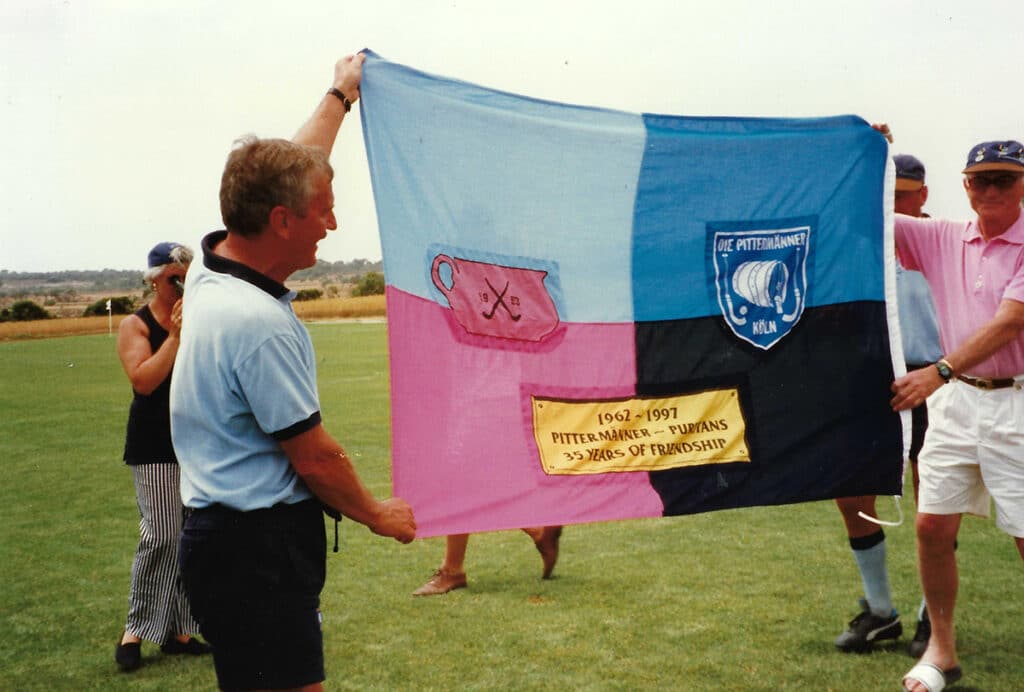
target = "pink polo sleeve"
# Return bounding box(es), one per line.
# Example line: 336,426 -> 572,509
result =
1000,262 -> 1024,305
894,214 -> 934,273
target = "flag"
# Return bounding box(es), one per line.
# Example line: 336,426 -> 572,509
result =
360,50 -> 905,537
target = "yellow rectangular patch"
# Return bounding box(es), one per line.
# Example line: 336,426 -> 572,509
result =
532,389 -> 749,475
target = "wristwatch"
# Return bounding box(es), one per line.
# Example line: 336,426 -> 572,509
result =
934,358 -> 954,383
327,87 -> 352,112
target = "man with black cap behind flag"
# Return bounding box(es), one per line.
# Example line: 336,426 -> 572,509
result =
832,154 -> 941,656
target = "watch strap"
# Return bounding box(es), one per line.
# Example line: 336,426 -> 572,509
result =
327,87 -> 352,112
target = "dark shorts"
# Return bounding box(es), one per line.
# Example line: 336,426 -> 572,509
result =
906,363 -> 931,462
179,499 -> 326,691
909,398 -> 929,461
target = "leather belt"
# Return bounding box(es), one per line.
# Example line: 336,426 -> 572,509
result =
957,374 -> 1017,390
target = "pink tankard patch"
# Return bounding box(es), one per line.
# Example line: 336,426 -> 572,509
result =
431,254 -> 560,342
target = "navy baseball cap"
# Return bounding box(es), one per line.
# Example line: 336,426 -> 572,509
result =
894,154 -> 926,191
147,242 -> 184,268
962,140 -> 1024,174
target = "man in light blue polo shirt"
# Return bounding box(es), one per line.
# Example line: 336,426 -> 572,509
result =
172,231 -> 324,512
170,54 -> 416,692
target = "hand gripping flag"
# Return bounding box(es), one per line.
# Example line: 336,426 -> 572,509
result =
360,50 -> 906,537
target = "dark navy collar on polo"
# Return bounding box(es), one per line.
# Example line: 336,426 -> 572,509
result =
201,230 -> 291,299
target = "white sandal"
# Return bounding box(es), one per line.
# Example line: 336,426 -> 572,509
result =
902,661 -> 962,691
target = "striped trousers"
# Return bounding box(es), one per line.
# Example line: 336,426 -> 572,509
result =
124,463 -> 200,643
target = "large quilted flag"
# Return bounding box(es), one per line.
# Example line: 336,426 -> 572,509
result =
359,50 -> 905,538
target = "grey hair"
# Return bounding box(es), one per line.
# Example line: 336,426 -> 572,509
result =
142,244 -> 194,283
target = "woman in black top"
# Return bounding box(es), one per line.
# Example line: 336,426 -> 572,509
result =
114,242 -> 209,671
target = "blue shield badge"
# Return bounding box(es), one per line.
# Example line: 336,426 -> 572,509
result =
712,225 -> 811,350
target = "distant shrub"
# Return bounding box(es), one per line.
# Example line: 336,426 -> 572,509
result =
350,272 -> 385,297
82,296 -> 136,317
295,288 -> 323,302
1,300 -> 51,322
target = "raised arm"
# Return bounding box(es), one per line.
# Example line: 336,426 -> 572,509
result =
292,53 -> 365,154
117,303 -> 181,395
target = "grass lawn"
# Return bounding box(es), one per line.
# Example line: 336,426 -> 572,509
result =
0,323 -> 1020,690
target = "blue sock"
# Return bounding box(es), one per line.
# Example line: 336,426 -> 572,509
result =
850,530 -> 894,617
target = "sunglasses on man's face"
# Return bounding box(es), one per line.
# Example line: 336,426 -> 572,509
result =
965,172 -> 1024,191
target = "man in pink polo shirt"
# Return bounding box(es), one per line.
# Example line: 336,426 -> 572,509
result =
891,140 -> 1024,692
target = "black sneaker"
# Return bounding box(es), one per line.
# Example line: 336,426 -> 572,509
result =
835,602 -> 902,652
907,609 -> 931,658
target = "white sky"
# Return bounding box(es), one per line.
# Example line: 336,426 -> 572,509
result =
2,0 -> 1022,272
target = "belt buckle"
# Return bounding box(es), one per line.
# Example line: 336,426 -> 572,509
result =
975,377 -> 994,390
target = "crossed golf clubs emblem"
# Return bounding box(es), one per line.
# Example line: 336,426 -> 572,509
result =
482,277 -> 522,322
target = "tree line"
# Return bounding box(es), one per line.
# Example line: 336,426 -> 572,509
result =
0,259 -> 385,321
0,259 -> 382,296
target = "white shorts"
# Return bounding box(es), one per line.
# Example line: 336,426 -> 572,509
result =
917,377 -> 1024,538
